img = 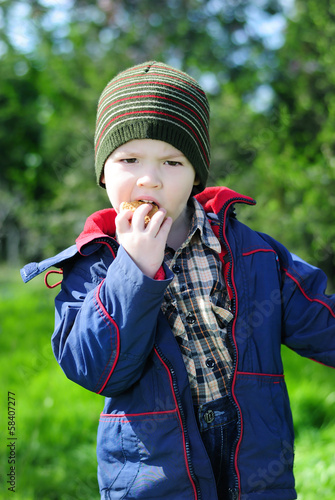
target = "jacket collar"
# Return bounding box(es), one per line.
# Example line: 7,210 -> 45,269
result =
76,208 -> 117,252
195,186 -> 255,215
76,186 -> 256,252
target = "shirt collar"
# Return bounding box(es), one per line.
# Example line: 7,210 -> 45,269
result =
179,197 -> 222,254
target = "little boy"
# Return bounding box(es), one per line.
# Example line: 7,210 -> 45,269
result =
21,61 -> 335,500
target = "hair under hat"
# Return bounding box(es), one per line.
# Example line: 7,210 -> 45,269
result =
94,61 -> 210,193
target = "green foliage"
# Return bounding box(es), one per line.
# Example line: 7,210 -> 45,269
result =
1,270 -> 335,498
235,0 -> 335,283
0,0 -> 287,263
1,0 -> 332,278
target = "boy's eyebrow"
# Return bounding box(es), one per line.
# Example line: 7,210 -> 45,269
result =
159,151 -> 187,161
112,150 -> 186,159
163,152 -> 186,159
112,150 -> 139,157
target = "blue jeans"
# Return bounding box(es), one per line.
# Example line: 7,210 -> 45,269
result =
194,395 -> 238,500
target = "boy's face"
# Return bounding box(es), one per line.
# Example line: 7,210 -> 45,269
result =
102,139 -> 199,225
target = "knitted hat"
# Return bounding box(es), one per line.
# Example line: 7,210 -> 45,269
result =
94,61 -> 210,193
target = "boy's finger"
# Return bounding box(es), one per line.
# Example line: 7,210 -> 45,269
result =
131,203 -> 157,227
115,210 -> 134,231
146,208 -> 167,231
155,216 -> 173,239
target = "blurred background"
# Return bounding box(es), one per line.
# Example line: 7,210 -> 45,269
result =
1,0 -> 335,498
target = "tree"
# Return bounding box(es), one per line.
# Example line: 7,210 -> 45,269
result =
242,0 -> 335,286
0,0 -> 312,266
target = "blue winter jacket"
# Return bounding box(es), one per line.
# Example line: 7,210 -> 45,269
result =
21,186 -> 335,500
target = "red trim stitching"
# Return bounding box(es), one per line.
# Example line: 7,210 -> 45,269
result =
93,287 -> 115,391
221,201 -> 243,499
242,249 -> 277,257
209,222 -> 233,300
78,240 -> 116,258
220,198 -> 254,499
99,413 -> 177,424
99,417 -> 176,424
236,371 -> 284,378
310,358 -> 335,369
154,348 -> 198,499
100,241 -> 116,257
94,280 -> 121,394
100,409 -> 177,418
283,268 -> 335,319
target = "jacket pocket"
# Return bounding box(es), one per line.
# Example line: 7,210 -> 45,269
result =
97,410 -> 196,499
97,415 -> 140,498
234,373 -> 295,497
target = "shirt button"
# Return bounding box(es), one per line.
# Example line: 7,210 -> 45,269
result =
172,264 -> 181,274
186,313 -> 196,324
205,358 -> 215,369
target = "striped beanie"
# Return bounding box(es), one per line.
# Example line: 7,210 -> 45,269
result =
94,61 -> 210,193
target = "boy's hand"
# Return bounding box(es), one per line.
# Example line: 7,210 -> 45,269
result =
116,203 -> 173,278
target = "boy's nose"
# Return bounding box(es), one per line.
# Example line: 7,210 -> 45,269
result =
136,169 -> 162,189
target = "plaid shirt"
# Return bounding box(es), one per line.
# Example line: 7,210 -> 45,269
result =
161,199 -> 234,405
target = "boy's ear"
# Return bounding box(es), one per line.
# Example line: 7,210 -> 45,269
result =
194,176 -> 201,186
100,169 -> 105,184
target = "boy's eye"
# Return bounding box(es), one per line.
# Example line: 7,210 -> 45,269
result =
165,160 -> 183,166
122,158 -> 138,164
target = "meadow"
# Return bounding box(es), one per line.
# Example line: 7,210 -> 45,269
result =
0,265 -> 334,499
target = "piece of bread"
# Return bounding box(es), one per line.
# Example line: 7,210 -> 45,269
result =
120,200 -> 159,226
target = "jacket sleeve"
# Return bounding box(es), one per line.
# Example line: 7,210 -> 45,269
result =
52,245 -> 174,396
261,233 -> 335,367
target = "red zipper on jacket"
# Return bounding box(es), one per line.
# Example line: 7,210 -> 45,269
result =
154,345 -> 202,499
218,197 -> 256,500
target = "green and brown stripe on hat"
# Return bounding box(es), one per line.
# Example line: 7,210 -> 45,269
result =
94,61 -> 210,193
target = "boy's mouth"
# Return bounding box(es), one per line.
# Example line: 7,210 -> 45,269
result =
138,199 -> 159,208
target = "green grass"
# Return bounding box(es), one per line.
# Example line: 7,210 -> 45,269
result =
1,265 -> 335,499
281,347 -> 335,499
0,267 -> 102,499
